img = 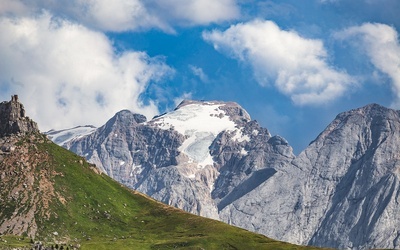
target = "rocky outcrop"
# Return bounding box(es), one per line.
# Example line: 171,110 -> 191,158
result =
0,95 -> 39,137
54,100 -> 400,249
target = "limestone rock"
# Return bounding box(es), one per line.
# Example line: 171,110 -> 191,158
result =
219,103 -> 400,249
0,95 -> 39,137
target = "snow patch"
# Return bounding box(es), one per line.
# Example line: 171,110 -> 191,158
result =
46,126 -> 97,146
150,102 -> 237,168
130,164 -> 143,177
240,148 -> 248,156
119,161 -> 125,166
231,129 -> 250,142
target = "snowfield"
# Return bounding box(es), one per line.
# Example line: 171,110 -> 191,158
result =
45,125 -> 97,146
150,102 -> 238,167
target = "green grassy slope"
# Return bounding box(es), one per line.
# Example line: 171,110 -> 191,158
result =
0,134 -> 323,249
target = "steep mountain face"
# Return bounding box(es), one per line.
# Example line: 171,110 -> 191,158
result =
298,104 -> 400,249
220,103 -> 400,249
55,100 -> 400,249
65,100 -> 294,220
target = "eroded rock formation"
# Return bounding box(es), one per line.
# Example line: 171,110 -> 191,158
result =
0,95 -> 39,137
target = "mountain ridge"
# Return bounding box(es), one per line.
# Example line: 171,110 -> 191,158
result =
50,99 -> 400,249
0,96 -> 320,249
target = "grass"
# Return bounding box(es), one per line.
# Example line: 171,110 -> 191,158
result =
1,135 -> 325,249
0,235 -> 31,249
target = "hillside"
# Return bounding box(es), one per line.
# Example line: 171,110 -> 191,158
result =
0,132 -> 325,249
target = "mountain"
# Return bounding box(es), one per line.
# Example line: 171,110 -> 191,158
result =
56,100 -> 400,249
218,103 -> 400,249
64,100 -> 294,221
298,103 -> 400,249
0,96 -> 321,249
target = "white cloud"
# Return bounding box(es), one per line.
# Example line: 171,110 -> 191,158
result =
203,20 -> 354,105
189,65 -> 209,83
0,13 -> 173,131
66,0 -> 160,32
3,0 -> 240,32
335,23 -> 400,107
147,0 -> 240,28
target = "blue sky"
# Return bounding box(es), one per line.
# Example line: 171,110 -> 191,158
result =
0,0 -> 399,154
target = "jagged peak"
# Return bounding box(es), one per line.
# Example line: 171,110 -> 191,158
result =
331,103 -> 400,127
310,103 -> 398,146
115,110 -> 147,123
99,110 -> 146,134
0,95 -> 39,137
346,103 -> 395,116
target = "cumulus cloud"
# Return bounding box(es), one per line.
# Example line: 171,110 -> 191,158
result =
0,13 -> 173,131
60,0 -> 159,32
146,0 -> 239,28
3,0 -> 240,32
203,20 -> 354,105
335,23 -> 400,107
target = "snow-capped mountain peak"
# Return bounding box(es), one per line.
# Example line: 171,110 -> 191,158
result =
149,100 -> 249,167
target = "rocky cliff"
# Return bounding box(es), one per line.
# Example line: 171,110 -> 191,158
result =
299,104 -> 400,249
0,95 -> 39,137
219,103 -> 400,249
54,100 -> 400,249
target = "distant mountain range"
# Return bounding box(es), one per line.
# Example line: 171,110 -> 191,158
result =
48,99 -> 400,249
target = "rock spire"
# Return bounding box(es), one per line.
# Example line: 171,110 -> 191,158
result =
0,95 -> 39,137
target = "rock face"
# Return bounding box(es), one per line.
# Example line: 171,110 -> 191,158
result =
0,95 -> 39,137
218,103 -> 400,249
65,101 -> 294,220
299,104 -> 400,249
55,100 -> 400,249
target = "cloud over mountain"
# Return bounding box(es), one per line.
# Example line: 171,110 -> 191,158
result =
0,12 -> 173,131
335,23 -> 400,107
203,20 -> 354,105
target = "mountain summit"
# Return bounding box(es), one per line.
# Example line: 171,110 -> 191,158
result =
218,103 -> 400,249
